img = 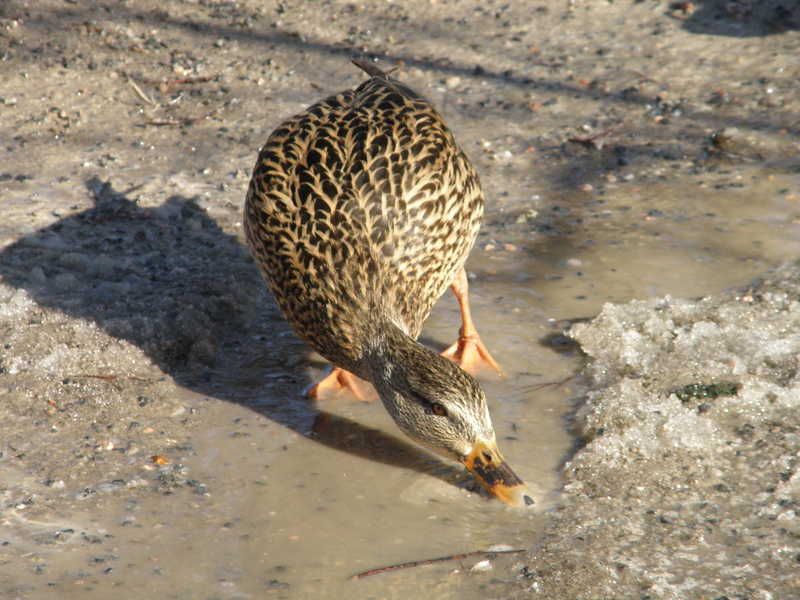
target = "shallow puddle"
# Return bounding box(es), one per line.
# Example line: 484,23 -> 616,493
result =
107,165 -> 798,598
156,286 -> 573,598
179,165 -> 800,599
3,165 -> 798,599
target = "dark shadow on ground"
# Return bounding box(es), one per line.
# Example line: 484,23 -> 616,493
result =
7,1 -> 798,141
4,0 -> 795,282
670,0 -> 799,36
3,0 -> 798,285
0,178 -> 456,482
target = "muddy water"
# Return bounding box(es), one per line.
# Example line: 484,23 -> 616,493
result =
158,292 -> 571,599
6,166 -> 796,599
198,166 -> 799,598
37,166 -> 793,599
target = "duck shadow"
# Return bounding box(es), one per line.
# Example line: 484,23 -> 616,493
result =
0,177 -> 460,486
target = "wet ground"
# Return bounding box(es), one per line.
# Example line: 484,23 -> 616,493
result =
1,0 -> 800,598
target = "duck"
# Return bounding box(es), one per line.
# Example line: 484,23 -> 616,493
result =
244,60 -> 532,507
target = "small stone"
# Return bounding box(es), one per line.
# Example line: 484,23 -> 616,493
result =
96,482 -> 121,494
487,544 -> 515,552
53,272 -> 79,291
445,76 -> 461,89
470,559 -> 492,572
190,339 -> 216,366
515,209 -> 538,224
58,252 -> 90,272
497,150 -> 513,161
29,266 -> 47,285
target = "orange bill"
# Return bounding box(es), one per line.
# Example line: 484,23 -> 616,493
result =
461,439 -> 534,507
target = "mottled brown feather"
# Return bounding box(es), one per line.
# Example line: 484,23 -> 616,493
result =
244,62 -> 484,379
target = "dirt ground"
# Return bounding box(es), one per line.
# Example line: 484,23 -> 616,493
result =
1,0 -> 800,598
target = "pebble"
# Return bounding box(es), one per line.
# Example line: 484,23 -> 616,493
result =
487,544 -> 515,552
470,559 -> 493,572
58,252 -> 90,272
53,272 -> 79,291
96,482 -> 121,494
190,339 -> 216,365
90,254 -> 117,278
445,76 -> 461,89
515,209 -> 538,224
497,150 -> 513,161
29,266 -> 46,285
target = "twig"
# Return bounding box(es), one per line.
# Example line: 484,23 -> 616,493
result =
128,77 -> 158,107
567,126 -> 618,149
349,548 -> 525,580
527,374 -> 576,392
137,75 -> 217,87
66,374 -> 150,383
144,108 -> 220,127
159,75 -> 216,86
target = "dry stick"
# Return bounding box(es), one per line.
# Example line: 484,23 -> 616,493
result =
349,548 -> 525,580
127,77 -> 158,107
527,373 -> 576,392
567,126 -> 618,149
158,75 -> 216,86
145,109 -> 219,127
67,374 -> 150,383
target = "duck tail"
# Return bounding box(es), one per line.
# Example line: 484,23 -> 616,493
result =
352,59 -> 394,80
351,59 -> 425,103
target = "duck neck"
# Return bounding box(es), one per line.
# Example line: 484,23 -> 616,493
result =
358,317 -> 431,402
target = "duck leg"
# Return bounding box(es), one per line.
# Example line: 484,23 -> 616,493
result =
441,268 -> 503,375
307,366 -> 372,402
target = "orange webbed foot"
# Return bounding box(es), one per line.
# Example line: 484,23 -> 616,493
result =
307,367 -> 376,402
442,268 -> 504,376
441,334 -> 503,376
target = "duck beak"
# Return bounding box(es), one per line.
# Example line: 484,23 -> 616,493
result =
461,439 -> 534,507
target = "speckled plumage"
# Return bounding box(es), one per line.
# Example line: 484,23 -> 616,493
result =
244,62 -> 484,378
243,62 -> 532,507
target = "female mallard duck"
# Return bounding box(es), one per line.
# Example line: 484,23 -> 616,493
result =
244,60 -> 532,507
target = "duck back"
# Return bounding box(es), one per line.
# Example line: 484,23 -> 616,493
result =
244,65 -> 484,371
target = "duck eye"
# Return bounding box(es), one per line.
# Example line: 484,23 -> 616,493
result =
430,403 -> 447,417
